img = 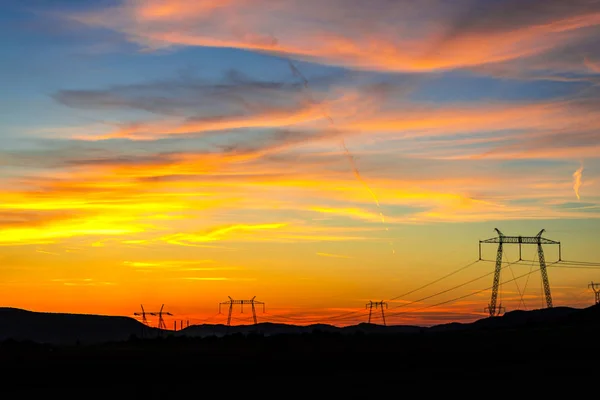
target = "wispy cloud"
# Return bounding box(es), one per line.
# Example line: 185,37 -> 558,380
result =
162,223 -> 287,245
69,0 -> 600,76
316,252 -> 352,259
573,163 -> 585,200
177,277 -> 229,281
175,277 -> 257,281
35,249 -> 61,255
123,260 -> 215,268
50,278 -> 116,286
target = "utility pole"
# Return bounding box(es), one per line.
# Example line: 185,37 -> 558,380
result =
218,296 -> 265,326
479,228 -> 560,317
366,300 -> 388,326
589,282 -> 600,305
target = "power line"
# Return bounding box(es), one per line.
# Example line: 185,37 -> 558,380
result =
295,259 -> 524,325
214,255 -> 590,326
559,259 -> 600,266
139,248 -> 599,327
387,259 -> 480,301
324,261 -> 522,325
384,263 -> 556,320
518,251 -> 539,310
323,260 -> 482,323
553,263 -> 600,270
387,259 -> 521,312
508,253 -> 538,311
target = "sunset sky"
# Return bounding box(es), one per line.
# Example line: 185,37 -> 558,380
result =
1,0 -> 600,328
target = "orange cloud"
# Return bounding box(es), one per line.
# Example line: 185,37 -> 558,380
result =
584,56 -> 600,73
0,213 -> 146,246
1,132 -> 596,252
71,0 -> 600,73
162,223 -> 287,245
72,86 -> 359,141
65,85 -> 600,165
91,105 -> 326,141
316,252 -> 351,259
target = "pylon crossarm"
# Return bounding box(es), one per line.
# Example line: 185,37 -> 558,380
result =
480,236 -> 559,245
218,298 -> 265,326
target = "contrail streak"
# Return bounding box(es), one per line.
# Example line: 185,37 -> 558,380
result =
573,163 -> 584,200
287,59 -> 394,254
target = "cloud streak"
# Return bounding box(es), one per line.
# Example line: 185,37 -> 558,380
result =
69,0 -> 600,75
316,252 -> 352,259
573,163 -> 585,200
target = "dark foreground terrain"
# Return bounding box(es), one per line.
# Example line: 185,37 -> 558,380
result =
2,305 -> 600,394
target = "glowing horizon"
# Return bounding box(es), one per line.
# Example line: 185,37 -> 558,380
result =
1,0 -> 599,328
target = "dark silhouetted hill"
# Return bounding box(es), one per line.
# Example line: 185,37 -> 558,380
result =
1,304 -> 599,345
428,305 -> 583,332
2,304 -> 600,391
176,321 -> 423,337
0,307 -> 154,345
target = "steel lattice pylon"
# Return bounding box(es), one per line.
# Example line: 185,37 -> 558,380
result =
589,282 -> 600,305
479,228 -> 561,317
219,296 -> 265,326
366,300 -> 388,326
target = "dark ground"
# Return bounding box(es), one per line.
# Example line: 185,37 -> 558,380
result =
1,325 -> 597,393
2,305 -> 599,394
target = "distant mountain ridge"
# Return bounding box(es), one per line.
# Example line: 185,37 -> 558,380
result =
0,304 -> 598,345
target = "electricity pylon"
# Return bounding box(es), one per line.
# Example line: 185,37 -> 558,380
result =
589,282 -> 600,305
366,300 -> 388,326
134,304 -> 148,325
219,296 -> 265,326
479,228 -> 561,317
149,304 -> 172,330
133,304 -> 151,338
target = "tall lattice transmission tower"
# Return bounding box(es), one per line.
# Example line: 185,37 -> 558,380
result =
479,228 -> 561,317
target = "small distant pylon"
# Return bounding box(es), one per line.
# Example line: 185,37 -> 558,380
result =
219,296 -> 265,326
134,304 -> 148,325
149,304 -> 173,330
589,282 -> 600,305
366,300 -> 388,326
133,304 -> 151,338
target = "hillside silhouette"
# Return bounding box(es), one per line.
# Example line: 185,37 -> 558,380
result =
0,305 -> 595,344
0,307 -> 154,345
2,304 -> 599,392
